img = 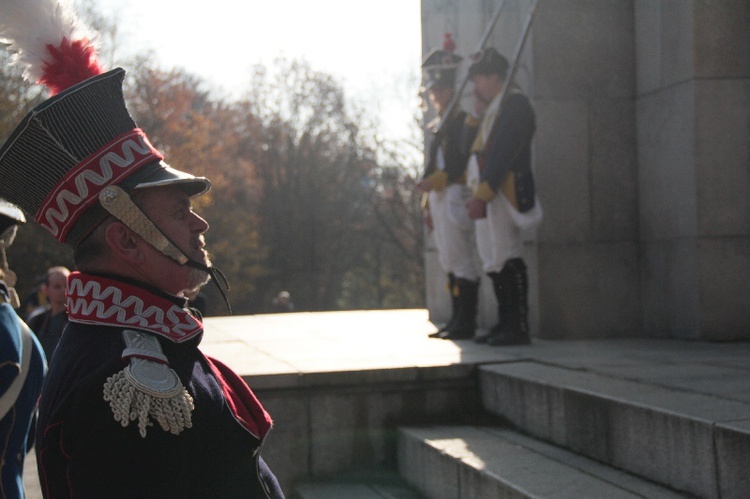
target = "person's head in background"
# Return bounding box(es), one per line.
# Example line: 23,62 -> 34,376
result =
42,266 -> 71,315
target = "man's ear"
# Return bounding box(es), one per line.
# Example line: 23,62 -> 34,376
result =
103,221 -> 143,263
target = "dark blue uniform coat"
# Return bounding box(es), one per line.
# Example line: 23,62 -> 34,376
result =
0,285 -> 46,499
474,91 -> 537,212
35,273 -> 283,498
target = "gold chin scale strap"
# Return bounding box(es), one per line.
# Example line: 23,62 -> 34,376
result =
98,185 -> 189,264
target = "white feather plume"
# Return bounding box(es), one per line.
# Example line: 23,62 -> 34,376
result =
0,0 -> 94,82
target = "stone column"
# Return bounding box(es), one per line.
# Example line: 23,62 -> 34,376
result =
421,0 -> 750,340
636,0 -> 750,339
532,0 -> 640,339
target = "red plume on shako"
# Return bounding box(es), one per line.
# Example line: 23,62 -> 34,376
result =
39,37 -> 104,95
442,32 -> 456,53
0,0 -> 102,94
421,32 -> 463,91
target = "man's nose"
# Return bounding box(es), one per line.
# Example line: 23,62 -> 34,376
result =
191,212 -> 209,232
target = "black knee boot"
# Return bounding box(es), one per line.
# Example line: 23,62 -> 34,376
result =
487,258 -> 530,346
429,274 -> 457,338
439,278 -> 478,340
441,273 -> 459,332
475,271 -> 508,344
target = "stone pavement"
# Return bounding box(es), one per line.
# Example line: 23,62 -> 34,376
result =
23,309 -> 750,497
197,309 -> 750,405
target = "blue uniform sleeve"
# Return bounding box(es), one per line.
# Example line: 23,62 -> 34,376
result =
0,303 -> 22,397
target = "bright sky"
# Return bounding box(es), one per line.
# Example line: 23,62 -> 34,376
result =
93,0 -> 423,144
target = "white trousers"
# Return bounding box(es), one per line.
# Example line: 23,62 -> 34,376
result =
466,155 -> 520,274
474,195 -> 523,274
429,185 -> 478,280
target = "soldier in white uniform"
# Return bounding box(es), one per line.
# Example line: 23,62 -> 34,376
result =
418,34 -> 480,340
466,48 -> 542,346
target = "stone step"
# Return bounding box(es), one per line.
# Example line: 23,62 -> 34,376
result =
479,362 -> 750,498
398,425 -> 688,499
296,470 -> 424,499
296,483 -> 421,499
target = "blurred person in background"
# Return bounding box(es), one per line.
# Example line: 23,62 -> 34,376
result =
27,266 -> 71,361
417,34 -> 480,341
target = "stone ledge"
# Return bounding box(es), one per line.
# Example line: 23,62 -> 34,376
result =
479,362 -> 750,497
296,469 -> 423,499
398,425 -> 686,498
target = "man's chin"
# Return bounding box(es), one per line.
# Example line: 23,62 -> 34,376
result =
191,271 -> 211,289
184,259 -> 212,294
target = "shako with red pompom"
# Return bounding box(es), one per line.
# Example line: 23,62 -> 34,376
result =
421,32 -> 464,91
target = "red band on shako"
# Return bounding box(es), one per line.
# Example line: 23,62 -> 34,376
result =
35,128 -> 164,242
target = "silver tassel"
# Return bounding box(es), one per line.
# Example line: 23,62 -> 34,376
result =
103,330 -> 194,438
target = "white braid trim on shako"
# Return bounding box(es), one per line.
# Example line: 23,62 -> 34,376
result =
103,329 -> 194,438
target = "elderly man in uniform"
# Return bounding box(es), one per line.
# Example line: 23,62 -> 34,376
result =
0,200 -> 47,499
418,34 -> 480,340
465,48 -> 542,346
0,1 -> 283,497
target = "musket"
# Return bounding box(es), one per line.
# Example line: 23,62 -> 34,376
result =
424,0 -> 509,170
493,0 -> 540,120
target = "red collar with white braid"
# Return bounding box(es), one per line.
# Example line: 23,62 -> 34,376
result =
66,272 -> 203,342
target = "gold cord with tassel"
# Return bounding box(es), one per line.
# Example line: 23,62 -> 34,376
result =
103,330 -> 194,438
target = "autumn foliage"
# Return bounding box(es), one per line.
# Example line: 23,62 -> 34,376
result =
1,49 -> 425,316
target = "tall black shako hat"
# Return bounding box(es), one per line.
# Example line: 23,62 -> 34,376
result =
0,70 -> 209,246
468,47 -> 509,78
469,47 -> 509,78
0,0 -> 209,250
421,33 -> 463,90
